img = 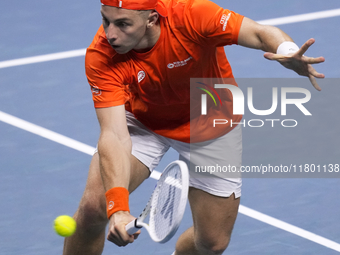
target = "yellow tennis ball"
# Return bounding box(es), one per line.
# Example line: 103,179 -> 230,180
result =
54,215 -> 76,237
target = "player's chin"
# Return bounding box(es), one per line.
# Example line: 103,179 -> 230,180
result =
114,47 -> 131,54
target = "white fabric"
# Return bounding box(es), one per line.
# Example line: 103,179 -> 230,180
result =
125,111 -> 242,198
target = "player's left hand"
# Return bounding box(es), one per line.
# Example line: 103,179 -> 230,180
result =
263,38 -> 325,91
107,211 -> 140,247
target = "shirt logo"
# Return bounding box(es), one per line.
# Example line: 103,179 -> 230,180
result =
167,56 -> 192,69
91,85 -> 102,96
138,70 -> 145,83
220,13 -> 231,31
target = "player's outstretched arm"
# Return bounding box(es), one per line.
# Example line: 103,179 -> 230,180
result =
237,17 -> 325,90
95,105 -> 140,246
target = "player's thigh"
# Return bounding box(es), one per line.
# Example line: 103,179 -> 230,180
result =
128,154 -> 151,192
126,110 -> 170,172
78,152 -> 149,220
188,188 -> 240,245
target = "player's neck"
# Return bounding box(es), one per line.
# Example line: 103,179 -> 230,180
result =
133,22 -> 161,53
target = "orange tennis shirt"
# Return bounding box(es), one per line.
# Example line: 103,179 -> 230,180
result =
85,0 -> 244,143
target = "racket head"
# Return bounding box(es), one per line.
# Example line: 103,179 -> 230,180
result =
148,160 -> 189,243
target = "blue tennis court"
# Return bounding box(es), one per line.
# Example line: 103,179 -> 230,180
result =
1,0 -> 339,254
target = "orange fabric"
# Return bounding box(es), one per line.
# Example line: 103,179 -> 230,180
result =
105,187 -> 130,219
101,0 -> 168,17
85,0 -> 244,143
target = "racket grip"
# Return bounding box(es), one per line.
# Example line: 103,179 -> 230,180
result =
125,219 -> 142,235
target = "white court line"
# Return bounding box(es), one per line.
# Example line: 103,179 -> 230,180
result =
257,8 -> 340,26
1,110 -> 340,252
0,110 -> 94,155
0,49 -> 86,69
0,8 -> 340,69
0,110 -> 162,179
239,205 -> 340,252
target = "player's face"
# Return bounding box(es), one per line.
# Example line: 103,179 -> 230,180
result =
101,6 -> 150,54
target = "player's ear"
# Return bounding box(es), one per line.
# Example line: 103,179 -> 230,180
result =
147,10 -> 159,28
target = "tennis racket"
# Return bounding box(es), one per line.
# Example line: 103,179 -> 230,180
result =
125,160 -> 189,243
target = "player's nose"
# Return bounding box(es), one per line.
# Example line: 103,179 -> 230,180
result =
106,24 -> 118,43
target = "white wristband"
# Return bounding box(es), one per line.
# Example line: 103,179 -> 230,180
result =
276,41 -> 299,55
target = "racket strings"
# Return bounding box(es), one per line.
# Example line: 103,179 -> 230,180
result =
150,166 -> 183,241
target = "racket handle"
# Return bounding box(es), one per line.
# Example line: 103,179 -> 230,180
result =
125,219 -> 142,235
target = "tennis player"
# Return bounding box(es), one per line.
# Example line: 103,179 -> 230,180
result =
63,0 -> 324,254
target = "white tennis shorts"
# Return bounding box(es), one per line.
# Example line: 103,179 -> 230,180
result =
125,111 -> 242,198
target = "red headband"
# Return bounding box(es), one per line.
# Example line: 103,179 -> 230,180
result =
101,0 -> 168,17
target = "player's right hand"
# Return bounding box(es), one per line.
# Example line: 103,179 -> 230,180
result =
107,211 -> 141,246
263,38 -> 325,91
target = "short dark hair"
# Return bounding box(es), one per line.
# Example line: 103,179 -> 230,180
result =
137,9 -> 152,19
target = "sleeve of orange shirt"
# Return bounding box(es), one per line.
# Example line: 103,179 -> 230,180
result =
85,29 -> 129,108
185,0 -> 244,47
